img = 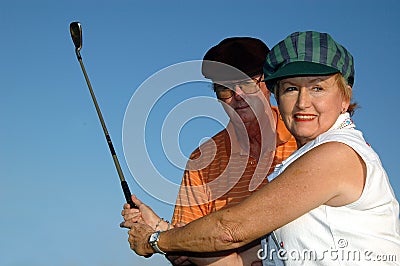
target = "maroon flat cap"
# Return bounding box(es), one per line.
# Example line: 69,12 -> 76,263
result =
202,37 -> 269,81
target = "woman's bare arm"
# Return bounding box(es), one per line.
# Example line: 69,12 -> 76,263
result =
123,142 -> 366,256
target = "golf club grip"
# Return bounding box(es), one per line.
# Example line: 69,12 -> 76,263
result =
121,181 -> 138,209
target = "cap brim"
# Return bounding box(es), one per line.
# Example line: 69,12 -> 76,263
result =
264,61 -> 339,83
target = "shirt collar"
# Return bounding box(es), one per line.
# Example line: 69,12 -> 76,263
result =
328,112 -> 355,130
224,106 -> 293,156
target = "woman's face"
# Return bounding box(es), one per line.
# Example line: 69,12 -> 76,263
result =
277,75 -> 350,147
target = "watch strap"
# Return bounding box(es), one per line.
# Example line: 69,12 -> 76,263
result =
149,231 -> 166,255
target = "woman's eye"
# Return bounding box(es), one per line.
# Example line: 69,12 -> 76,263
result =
312,86 -> 323,91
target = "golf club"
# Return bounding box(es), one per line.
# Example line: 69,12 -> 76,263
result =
69,22 -> 137,209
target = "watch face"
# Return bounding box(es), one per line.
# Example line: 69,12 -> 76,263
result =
149,232 -> 158,243
149,231 -> 166,255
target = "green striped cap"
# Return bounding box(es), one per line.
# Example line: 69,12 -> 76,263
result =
264,31 -> 354,91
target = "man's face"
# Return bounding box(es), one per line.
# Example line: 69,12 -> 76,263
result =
215,75 -> 271,126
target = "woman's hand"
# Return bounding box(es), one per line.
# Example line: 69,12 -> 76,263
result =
120,219 -> 155,257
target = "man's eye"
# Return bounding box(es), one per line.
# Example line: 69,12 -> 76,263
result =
284,86 -> 297,92
215,85 -> 230,91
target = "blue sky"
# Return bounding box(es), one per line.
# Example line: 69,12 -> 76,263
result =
1,1 -> 399,265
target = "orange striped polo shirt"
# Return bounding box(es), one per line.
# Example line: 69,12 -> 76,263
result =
171,106 -> 297,225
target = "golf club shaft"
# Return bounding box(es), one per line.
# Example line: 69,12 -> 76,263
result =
75,49 -> 137,209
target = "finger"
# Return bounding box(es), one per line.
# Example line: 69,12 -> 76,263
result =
128,233 -> 133,242
128,234 -> 135,250
123,213 -> 142,222
175,222 -> 186,228
174,256 -> 189,265
124,208 -> 141,215
120,220 -> 134,229
122,208 -> 141,218
131,194 -> 144,207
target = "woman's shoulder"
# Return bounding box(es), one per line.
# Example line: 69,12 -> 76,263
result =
316,129 -> 378,162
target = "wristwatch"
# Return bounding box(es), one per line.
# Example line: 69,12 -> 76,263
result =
148,231 -> 166,255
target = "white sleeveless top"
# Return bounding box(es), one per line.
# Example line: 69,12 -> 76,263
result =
262,113 -> 400,265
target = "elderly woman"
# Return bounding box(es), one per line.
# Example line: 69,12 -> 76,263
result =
121,31 -> 400,265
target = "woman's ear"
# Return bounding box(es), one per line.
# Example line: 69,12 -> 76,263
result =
341,85 -> 351,113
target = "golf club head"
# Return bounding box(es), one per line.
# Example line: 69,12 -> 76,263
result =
70,22 -> 82,51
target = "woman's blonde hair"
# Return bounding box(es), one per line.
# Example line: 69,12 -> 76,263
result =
334,73 -> 357,116
272,73 -> 358,116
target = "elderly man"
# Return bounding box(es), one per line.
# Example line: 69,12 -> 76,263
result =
122,37 -> 297,265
